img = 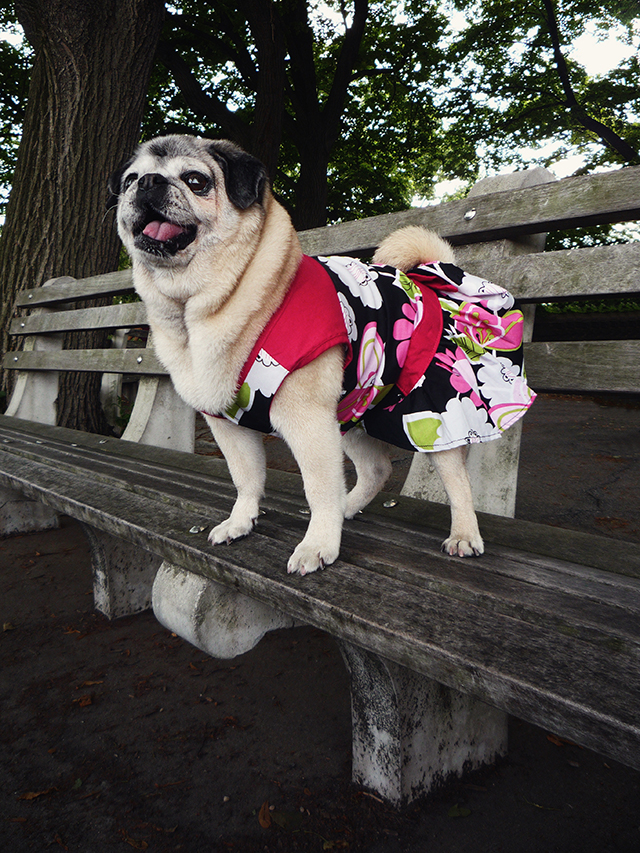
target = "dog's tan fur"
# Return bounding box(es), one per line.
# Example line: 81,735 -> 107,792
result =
113,135 -> 483,575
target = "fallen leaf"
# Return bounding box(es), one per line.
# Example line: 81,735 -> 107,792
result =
73,695 -> 93,707
356,791 -> 384,804
153,780 -> 185,790
271,810 -> 303,831
120,829 -> 149,849
18,788 -> 57,801
78,680 -> 103,688
448,803 -> 472,818
2,622 -> 15,632
258,801 -> 271,829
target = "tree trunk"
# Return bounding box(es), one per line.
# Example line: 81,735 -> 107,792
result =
242,0 -> 287,179
0,0 -> 165,430
285,0 -> 368,229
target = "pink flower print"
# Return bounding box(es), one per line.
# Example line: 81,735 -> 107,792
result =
337,322 -> 386,423
453,303 -> 523,351
436,347 -> 483,408
337,386 -> 377,423
393,302 -> 419,367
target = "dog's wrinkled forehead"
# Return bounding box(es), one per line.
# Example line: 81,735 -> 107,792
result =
120,135 -> 267,211
127,136 -> 218,178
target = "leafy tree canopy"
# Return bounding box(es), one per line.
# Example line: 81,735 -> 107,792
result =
0,0 -> 638,227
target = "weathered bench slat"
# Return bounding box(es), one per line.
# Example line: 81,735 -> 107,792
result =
525,340 -> 640,393
9,301 -> 147,335
2,420 -> 639,654
3,348 -> 165,374
15,269 -> 135,308
6,338 -> 637,394
298,165 -> 640,256
11,239 -> 640,314
1,428 -> 639,771
460,241 -> 640,301
3,414 -> 639,581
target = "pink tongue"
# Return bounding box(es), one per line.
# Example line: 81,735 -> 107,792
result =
143,220 -> 186,242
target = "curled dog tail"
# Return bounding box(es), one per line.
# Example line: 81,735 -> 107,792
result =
372,225 -> 455,270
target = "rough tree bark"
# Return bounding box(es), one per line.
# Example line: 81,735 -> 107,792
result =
0,0 -> 165,430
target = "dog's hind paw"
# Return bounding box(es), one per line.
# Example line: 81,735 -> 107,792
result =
441,535 -> 484,558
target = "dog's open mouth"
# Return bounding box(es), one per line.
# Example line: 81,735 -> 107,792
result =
133,214 -> 197,257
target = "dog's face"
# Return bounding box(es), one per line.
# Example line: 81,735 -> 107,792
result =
110,135 -> 267,271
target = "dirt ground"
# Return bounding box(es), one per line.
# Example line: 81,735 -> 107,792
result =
1,393 -> 640,852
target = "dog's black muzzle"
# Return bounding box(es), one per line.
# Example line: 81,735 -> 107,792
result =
135,172 -> 169,204
132,173 -> 197,258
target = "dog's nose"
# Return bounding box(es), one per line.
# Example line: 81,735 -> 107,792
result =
137,173 -> 168,192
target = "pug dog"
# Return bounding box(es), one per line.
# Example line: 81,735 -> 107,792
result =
111,135 -> 535,575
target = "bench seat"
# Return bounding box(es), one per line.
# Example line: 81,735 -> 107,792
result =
2,413 -> 639,779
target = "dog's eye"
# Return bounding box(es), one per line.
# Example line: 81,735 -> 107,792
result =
122,173 -> 138,192
183,172 -> 210,195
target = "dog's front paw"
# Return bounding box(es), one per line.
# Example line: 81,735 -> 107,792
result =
209,515 -> 256,546
287,539 -> 340,576
441,535 -> 484,558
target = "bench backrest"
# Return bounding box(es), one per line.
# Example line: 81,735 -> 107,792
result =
300,165 -> 640,396
4,165 -> 639,508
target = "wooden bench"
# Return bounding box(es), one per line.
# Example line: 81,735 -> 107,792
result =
1,165 -> 640,807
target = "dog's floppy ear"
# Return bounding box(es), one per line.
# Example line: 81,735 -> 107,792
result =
209,142 -> 267,210
106,161 -> 129,211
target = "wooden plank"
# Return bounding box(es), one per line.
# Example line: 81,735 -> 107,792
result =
458,241 -> 640,301
524,340 -> 640,393
9,301 -> 147,335
9,418 -> 636,653
298,165 -> 640,256
15,269 -> 135,308
3,416 -> 640,630
3,347 -> 166,375
2,414 -> 639,578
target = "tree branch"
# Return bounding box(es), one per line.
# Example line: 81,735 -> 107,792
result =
323,0 -> 368,142
542,0 -> 639,163
165,9 -> 258,90
156,41 -> 251,148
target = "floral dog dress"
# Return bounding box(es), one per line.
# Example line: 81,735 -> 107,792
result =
215,253 -> 536,452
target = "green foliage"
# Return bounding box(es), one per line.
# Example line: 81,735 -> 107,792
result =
540,296 -> 640,313
0,31 -> 31,214
445,0 -> 639,174
0,0 -> 638,226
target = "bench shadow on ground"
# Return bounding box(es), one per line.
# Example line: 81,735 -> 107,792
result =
1,393 -> 640,852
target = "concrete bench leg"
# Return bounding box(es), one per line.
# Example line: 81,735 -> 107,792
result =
80,525 -> 161,619
152,562 -> 296,659
0,486 -> 59,536
339,642 -> 507,806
